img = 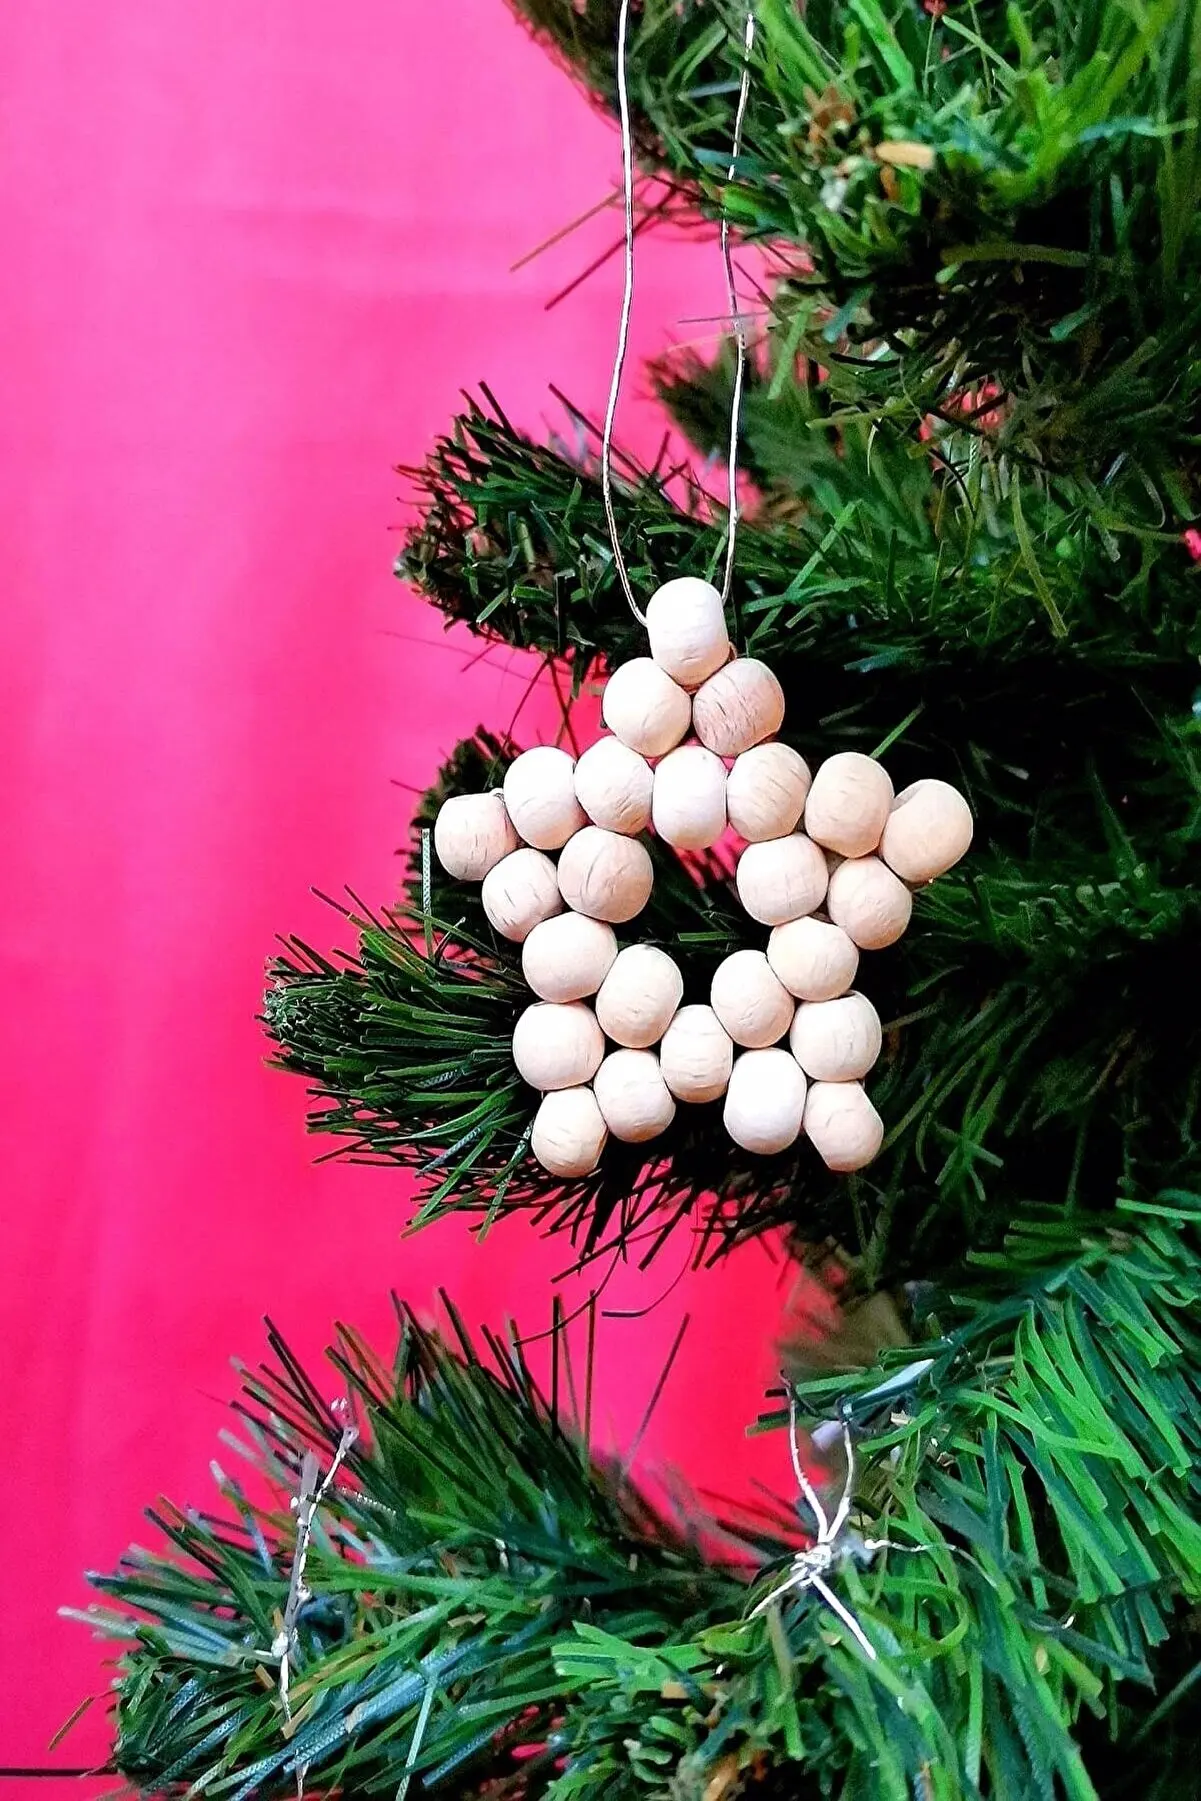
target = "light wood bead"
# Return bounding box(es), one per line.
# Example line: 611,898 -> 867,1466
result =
512,1002 -> 605,1092
432,791 -> 519,882
803,752 -> 894,858
601,658 -> 692,758
481,848 -> 563,942
651,743 -> 728,850
593,1049 -> 676,1143
767,916 -> 859,1001
735,833 -> 828,926
826,856 -> 913,950
723,1048 -> 807,1155
725,742 -> 811,842
804,1080 -> 884,1172
530,1087 -> 608,1177
557,826 -> 654,924
521,913 -> 618,1002
880,778 -> 974,884
789,992 -> 882,1082
710,949 -> 795,1049
595,944 -> 683,1048
692,659 -> 785,757
574,737 -> 653,836
645,576 -> 730,689
502,745 -> 585,850
659,1005 -> 734,1102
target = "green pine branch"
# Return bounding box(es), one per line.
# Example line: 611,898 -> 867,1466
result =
76,1190 -> 1201,1799
267,365 -> 1201,1276
507,0 -> 1201,495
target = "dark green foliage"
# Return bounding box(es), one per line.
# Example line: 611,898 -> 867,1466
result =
82,1193 -> 1201,1798
510,0 -> 1201,496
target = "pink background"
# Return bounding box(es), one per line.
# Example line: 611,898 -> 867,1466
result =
0,0 -> 788,1772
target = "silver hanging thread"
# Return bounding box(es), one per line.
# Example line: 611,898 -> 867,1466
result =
269,1408 -> 359,1794
750,1390 -> 927,1660
601,0 -> 756,627
750,1394 -> 879,1659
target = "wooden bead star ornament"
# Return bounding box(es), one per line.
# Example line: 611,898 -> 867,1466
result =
428,0 -> 973,1180
431,602 -> 973,1179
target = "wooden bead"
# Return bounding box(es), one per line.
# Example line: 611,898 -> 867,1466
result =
880,778 -> 973,884
593,1049 -> 676,1142
521,913 -> 618,1002
512,1001 -> 605,1091
767,916 -> 859,1001
826,856 -> 912,950
659,1004 -> 734,1102
574,737 -> 653,836
601,658 -> 692,758
432,791 -> 518,882
595,944 -> 683,1047
645,576 -> 730,689
803,752 -> 894,858
710,949 -> 795,1049
735,834 -> 828,926
557,826 -> 654,923
530,1087 -> 608,1177
481,848 -> 563,942
804,1080 -> 884,1172
502,745 -> 585,851
725,742 -> 811,842
789,992 -> 882,1082
651,743 -> 727,850
692,659 -> 785,757
723,1048 -> 807,1155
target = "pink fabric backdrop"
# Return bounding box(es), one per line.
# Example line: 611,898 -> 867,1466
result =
0,0 -> 788,1772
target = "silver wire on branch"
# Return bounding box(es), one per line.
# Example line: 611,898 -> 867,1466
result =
750,1390 -> 928,1661
600,0 -> 756,626
750,1396 -> 881,1660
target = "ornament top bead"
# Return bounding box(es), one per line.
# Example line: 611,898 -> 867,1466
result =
481,847 -> 563,942
574,736 -> 654,836
601,658 -> 692,759
725,741 -> 811,842
556,826 -> 654,923
692,658 -> 786,757
502,745 -> 586,851
432,791 -> 519,882
879,778 -> 973,885
645,577 -> 730,689
803,752 -> 894,859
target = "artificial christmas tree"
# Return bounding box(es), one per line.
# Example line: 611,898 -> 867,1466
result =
75,2 -> 1201,1795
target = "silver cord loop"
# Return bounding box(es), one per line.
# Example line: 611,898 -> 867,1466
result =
600,0 -> 644,624
750,1394 -> 880,1661
719,8 -> 756,607
602,0 -> 756,629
